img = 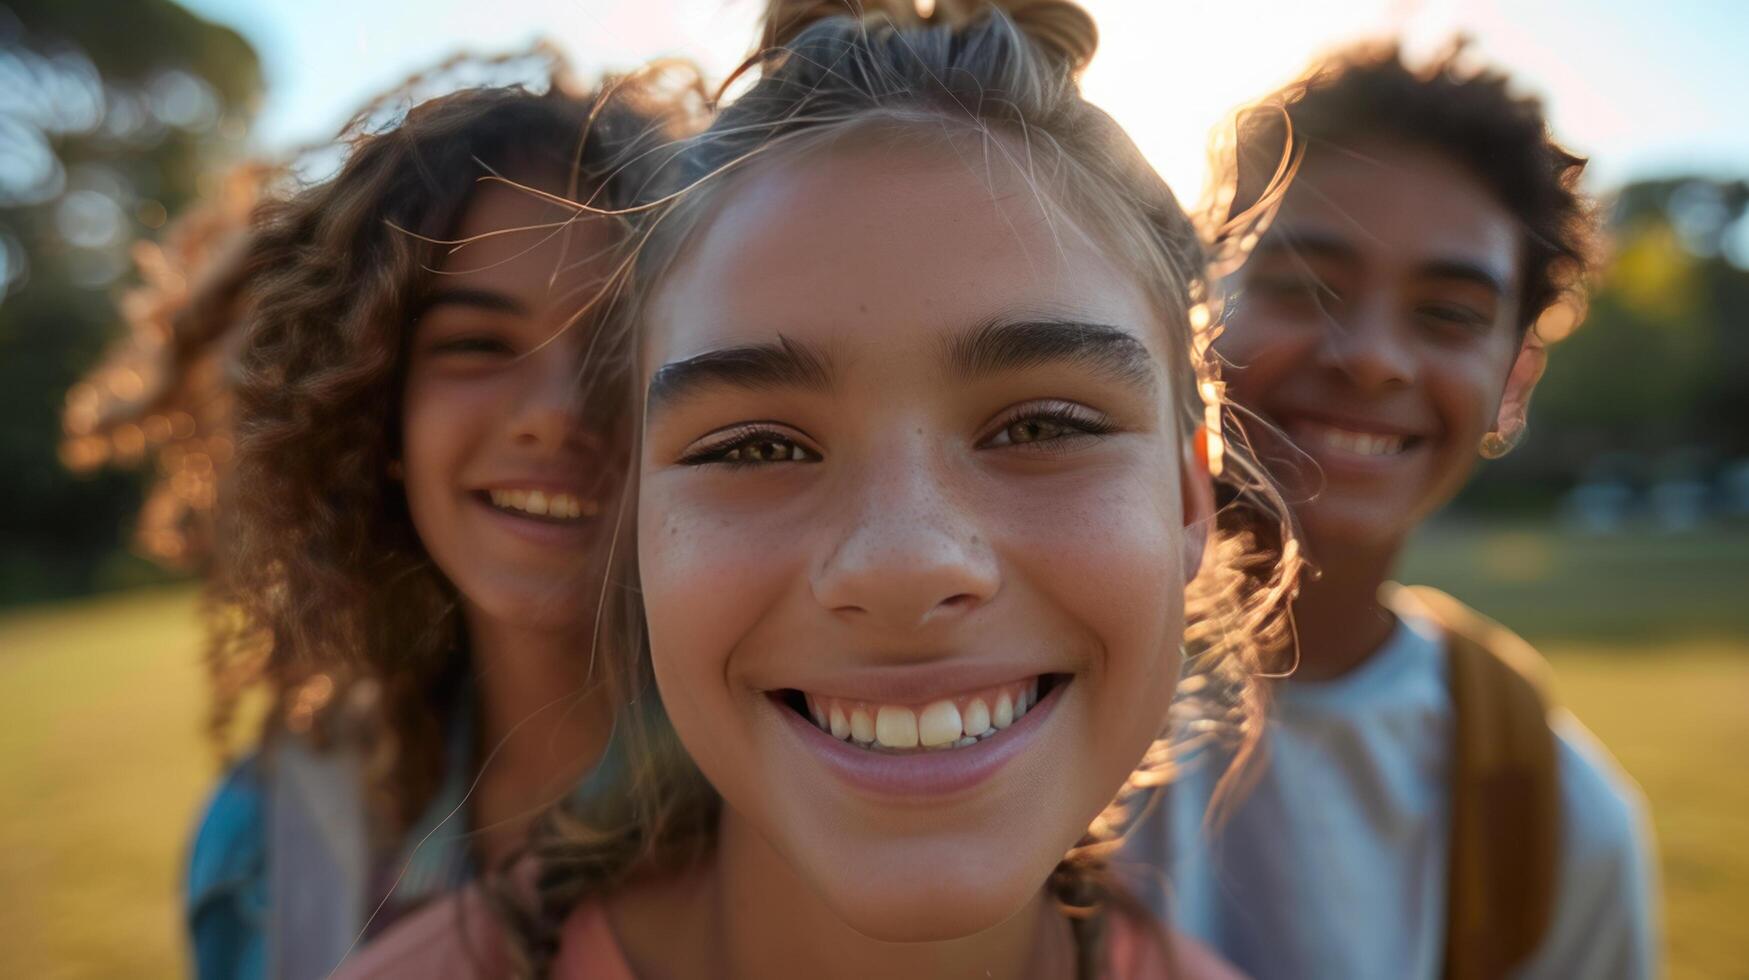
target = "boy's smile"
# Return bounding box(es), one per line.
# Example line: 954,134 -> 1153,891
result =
1218,139 -> 1534,553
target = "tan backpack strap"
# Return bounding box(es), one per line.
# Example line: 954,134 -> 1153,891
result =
1438,608 -> 1561,980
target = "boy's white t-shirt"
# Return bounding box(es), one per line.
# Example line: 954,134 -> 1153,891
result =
1122,603 -> 1659,980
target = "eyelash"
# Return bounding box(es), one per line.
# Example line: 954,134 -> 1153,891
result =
1418,303 -> 1489,330
429,333 -> 515,357
678,424 -> 820,469
980,401 -> 1118,452
677,402 -> 1116,469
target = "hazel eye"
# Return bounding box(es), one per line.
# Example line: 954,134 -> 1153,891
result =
680,426 -> 820,467
1004,418 -> 1074,444
981,402 -> 1116,450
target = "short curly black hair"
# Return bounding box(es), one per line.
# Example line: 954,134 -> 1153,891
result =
1226,41 -> 1597,335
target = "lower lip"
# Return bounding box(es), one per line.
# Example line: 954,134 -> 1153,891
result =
469,493 -> 598,547
775,680 -> 1067,800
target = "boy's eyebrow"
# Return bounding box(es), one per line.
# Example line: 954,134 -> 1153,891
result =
1251,229 -> 1359,266
1416,259 -> 1510,296
416,287 -> 531,318
646,335 -> 834,415
944,317 -> 1156,392
1258,228 -> 1510,295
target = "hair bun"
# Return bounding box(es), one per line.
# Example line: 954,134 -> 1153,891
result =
758,0 -> 1097,74
945,0 -> 1098,73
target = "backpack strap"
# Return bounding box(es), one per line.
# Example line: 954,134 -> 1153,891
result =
1395,586 -> 1562,980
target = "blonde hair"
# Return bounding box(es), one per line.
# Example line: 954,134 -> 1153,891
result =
514,2 -> 1301,974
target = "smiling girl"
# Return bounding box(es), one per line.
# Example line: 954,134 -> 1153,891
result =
181,61 -> 702,980
340,2 -> 1295,978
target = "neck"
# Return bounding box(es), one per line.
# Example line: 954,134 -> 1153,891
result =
615,810 -> 1074,980
464,608 -> 614,867
1286,531 -> 1403,682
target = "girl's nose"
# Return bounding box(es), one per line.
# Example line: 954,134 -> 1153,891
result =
810,450 -> 999,632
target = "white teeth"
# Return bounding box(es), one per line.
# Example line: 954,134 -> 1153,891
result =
962,698 -> 990,738
1311,425 -> 1407,457
800,678 -> 1053,751
849,708 -> 875,744
993,692 -> 1015,729
486,489 -> 595,520
917,701 -> 963,748
875,706 -> 919,749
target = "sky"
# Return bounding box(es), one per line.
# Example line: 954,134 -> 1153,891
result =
173,0 -> 1748,199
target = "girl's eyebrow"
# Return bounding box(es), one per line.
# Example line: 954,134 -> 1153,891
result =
945,317 -> 1157,393
647,316 -> 1159,419
647,334 -> 833,416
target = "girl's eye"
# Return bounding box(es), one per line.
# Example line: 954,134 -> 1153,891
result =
679,426 -> 820,467
981,402 -> 1116,451
430,334 -> 515,357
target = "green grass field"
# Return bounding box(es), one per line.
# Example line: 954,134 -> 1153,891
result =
2,523 -> 1746,978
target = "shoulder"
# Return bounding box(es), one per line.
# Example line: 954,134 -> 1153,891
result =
330,885 -> 511,980
1106,911 -> 1249,980
186,756 -> 271,979
1550,711 -> 1654,877
186,755 -> 268,907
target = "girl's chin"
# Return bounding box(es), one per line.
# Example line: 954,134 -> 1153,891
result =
793,838 -> 1060,943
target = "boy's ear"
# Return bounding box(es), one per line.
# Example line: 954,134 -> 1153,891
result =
1494,332 -> 1549,446
1181,427 -> 1217,583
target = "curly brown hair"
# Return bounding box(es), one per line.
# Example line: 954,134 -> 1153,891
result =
1220,40 -> 1597,336
61,160 -> 282,570
209,70 -> 702,834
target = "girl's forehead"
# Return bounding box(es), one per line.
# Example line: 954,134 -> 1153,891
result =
643,134 -> 1159,370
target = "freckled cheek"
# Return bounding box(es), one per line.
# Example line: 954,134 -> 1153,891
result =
638,482 -> 799,706
989,468 -> 1186,691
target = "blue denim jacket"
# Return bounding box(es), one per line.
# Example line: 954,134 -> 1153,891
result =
185,704 -> 626,980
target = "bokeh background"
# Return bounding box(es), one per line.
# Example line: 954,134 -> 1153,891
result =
2,0 -> 1745,976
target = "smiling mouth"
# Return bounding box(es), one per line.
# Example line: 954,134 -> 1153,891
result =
477,488 -> 601,523
774,675 -> 1067,754
1289,420 -> 1424,458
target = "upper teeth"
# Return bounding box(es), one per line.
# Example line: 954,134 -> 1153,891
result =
1304,424 -> 1407,457
802,678 -> 1042,752
488,489 -> 598,520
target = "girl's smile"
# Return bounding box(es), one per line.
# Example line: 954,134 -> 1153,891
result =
636,128 -> 1210,942
777,670 -> 1070,797
404,174 -> 625,628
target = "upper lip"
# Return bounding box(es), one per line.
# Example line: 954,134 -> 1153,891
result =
762,661 -> 1064,704
1269,407 -> 1433,440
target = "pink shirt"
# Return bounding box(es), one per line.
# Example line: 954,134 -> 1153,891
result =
334,887 -> 1241,979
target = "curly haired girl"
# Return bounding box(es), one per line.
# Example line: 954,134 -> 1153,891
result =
170,55 -> 701,980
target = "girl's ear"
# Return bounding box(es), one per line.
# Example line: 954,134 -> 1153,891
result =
1493,332 -> 1549,448
1181,426 -> 1217,583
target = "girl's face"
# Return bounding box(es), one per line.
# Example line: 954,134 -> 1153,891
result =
638,134 -> 1212,941
402,174 -> 624,632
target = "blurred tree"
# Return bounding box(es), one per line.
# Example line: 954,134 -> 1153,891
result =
0,0 -> 259,604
